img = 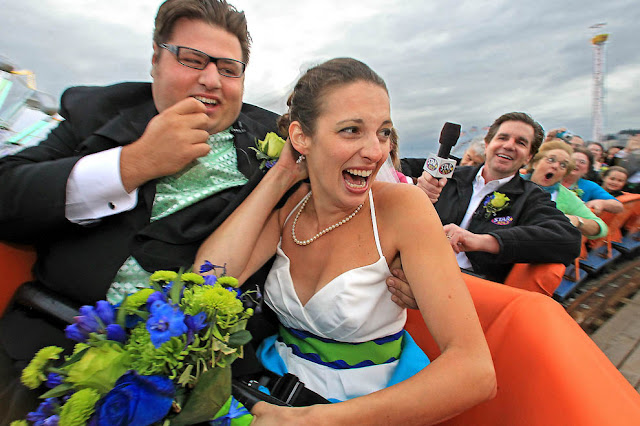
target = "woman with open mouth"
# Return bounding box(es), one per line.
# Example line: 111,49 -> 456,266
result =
524,140 -> 607,239
195,58 -> 495,424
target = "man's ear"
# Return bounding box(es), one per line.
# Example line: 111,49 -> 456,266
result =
525,153 -> 533,165
289,121 -> 310,155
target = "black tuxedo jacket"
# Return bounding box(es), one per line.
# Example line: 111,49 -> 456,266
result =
0,82 -> 280,367
434,165 -> 581,282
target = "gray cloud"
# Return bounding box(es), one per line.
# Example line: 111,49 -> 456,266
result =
2,0 -> 638,158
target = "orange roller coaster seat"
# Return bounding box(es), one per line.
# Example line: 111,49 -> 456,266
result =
0,241 -> 36,315
405,274 -> 640,425
502,262 -> 565,296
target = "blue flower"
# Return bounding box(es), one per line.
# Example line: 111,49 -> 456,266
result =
146,302 -> 188,348
42,415 -> 59,426
211,397 -> 250,426
27,397 -> 59,424
106,323 -> 127,343
95,300 -> 115,325
93,371 -> 174,426
45,373 -> 63,389
226,287 -> 242,297
203,275 -> 218,286
76,306 -> 101,334
199,260 -> 214,273
65,323 -> 90,342
199,260 -> 226,275
145,291 -> 168,309
184,312 -> 208,344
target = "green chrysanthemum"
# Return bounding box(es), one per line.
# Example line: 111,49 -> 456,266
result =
122,288 -> 155,311
216,276 -> 240,288
150,270 -> 179,284
59,388 -> 101,426
21,346 -> 63,389
182,284 -> 243,328
125,324 -> 202,379
10,420 -> 28,426
181,272 -> 205,286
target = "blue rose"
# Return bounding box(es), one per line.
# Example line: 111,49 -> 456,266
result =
93,371 -> 174,426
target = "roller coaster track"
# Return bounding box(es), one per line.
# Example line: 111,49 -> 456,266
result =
564,257 -> 640,335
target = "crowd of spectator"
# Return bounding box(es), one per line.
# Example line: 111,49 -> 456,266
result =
391,122 -> 638,284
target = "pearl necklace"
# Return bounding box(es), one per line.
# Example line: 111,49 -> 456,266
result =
291,191 -> 364,246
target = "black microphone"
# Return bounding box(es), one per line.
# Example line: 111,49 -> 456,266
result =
424,122 -> 461,178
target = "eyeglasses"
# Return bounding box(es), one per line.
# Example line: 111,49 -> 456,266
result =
159,43 -> 246,78
544,156 -> 569,170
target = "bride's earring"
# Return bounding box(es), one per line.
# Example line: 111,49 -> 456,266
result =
296,154 -> 306,164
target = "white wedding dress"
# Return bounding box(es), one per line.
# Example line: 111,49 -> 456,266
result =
257,190 -> 429,401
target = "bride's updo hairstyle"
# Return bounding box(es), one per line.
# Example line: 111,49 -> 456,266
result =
277,58 -> 388,138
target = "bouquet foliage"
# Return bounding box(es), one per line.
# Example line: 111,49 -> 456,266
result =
14,262 -> 256,426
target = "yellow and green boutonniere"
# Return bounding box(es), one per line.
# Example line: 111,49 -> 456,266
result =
483,191 -> 510,218
569,185 -> 585,199
250,132 -> 286,169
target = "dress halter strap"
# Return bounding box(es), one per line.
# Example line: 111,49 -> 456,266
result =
368,190 -> 384,259
284,191 -> 312,225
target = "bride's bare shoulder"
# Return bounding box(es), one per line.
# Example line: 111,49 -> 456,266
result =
372,182 -> 438,227
372,181 -> 430,207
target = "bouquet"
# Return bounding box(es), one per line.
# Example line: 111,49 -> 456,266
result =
14,262 -> 256,426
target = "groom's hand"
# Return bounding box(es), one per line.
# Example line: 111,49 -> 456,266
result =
386,268 -> 418,310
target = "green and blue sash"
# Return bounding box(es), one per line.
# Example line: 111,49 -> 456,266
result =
278,325 -> 403,369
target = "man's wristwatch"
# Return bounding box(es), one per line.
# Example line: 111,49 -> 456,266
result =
576,216 -> 585,230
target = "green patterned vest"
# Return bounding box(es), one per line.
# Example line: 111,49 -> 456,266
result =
107,129 -> 247,304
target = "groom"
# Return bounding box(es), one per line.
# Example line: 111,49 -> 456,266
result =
0,1 -> 280,420
0,0 -> 411,421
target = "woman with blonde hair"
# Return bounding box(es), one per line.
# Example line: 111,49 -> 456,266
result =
525,140 -> 607,238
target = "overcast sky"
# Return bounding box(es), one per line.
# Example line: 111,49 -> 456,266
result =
2,0 -> 638,156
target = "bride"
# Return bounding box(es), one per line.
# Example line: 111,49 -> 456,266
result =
195,58 -> 495,424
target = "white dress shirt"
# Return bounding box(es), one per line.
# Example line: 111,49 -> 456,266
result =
65,147 -> 138,224
456,166 -> 515,269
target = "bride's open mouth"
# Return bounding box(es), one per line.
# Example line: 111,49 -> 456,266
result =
343,168 -> 373,190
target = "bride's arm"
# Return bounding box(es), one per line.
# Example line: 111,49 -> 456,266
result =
194,143 -> 307,283
252,183 -> 495,425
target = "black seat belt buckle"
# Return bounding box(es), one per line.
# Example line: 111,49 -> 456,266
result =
270,373 -> 330,406
231,379 -> 291,410
270,373 -> 304,405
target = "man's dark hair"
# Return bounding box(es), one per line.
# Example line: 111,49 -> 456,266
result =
484,112 -> 545,156
154,0 -> 251,64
